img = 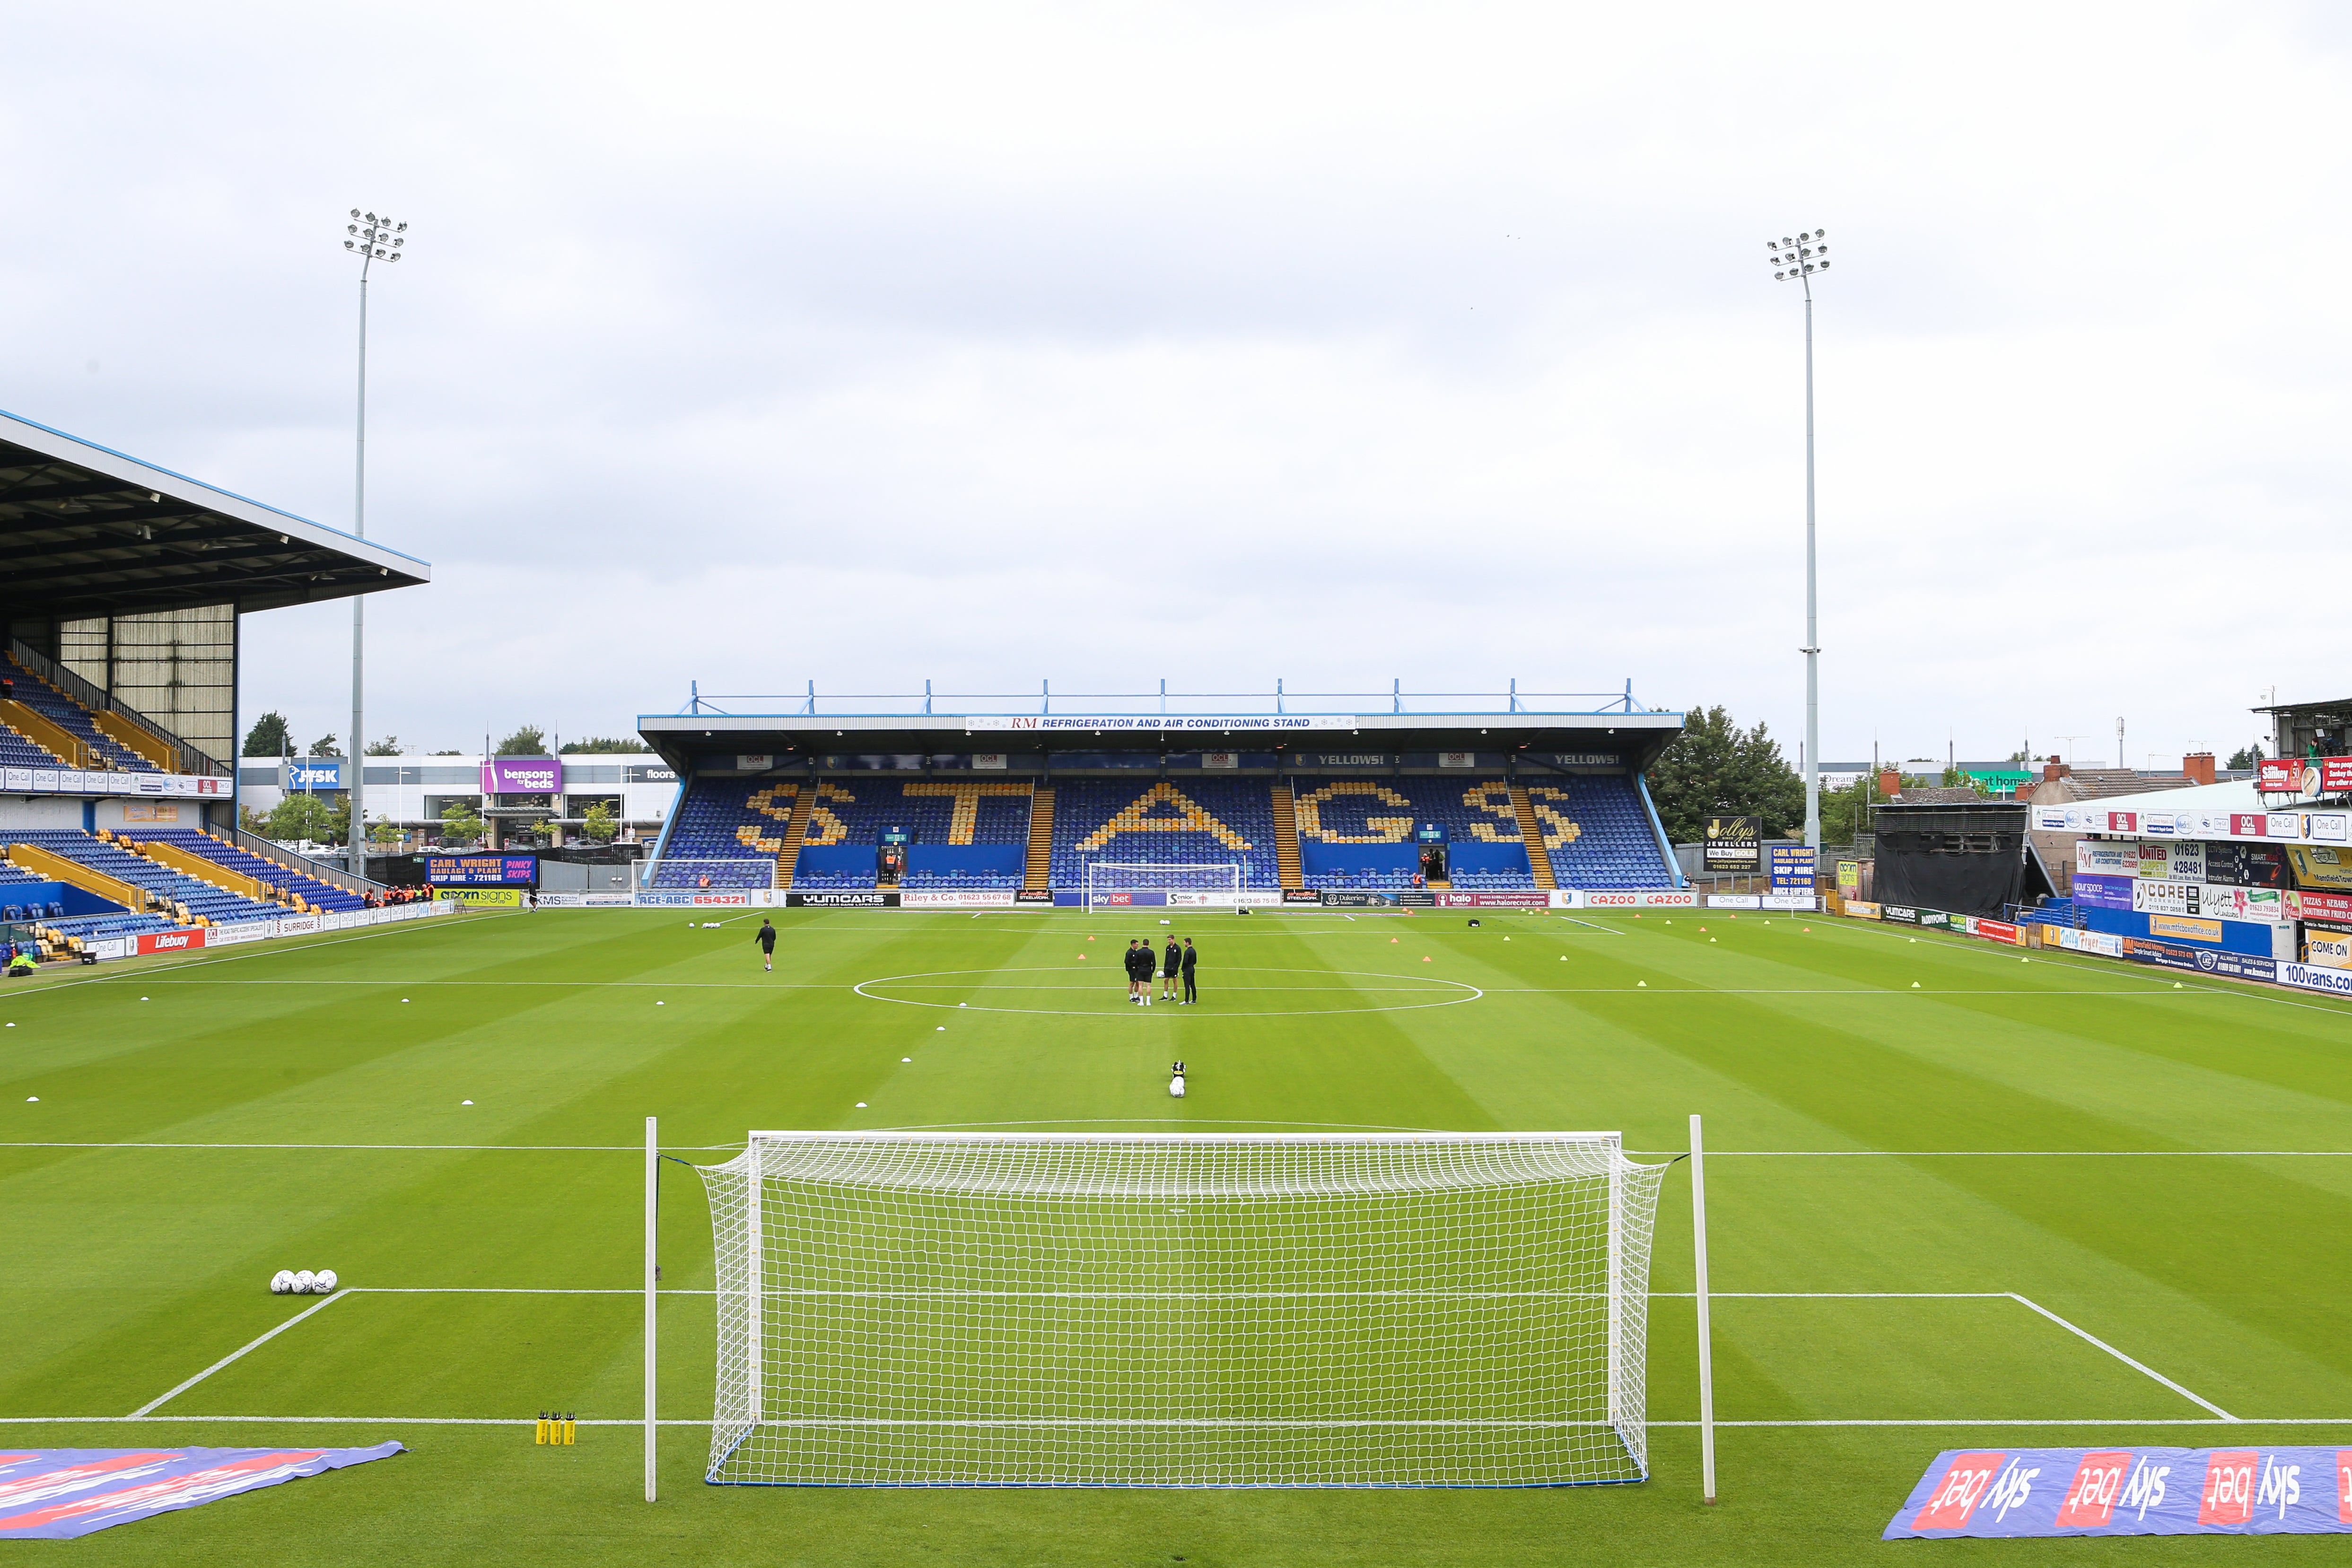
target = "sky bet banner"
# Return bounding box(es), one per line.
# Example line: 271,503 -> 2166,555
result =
0,1444 -> 403,1538
1887,1446 -> 2352,1538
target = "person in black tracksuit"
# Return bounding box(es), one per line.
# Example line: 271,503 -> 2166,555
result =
1160,937 -> 1181,999
1124,939 -> 1146,1004
1180,937 -> 1198,1004
755,918 -> 778,972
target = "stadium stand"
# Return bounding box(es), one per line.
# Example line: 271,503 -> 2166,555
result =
1048,780 -> 1279,890
2,654 -> 157,771
649,780 -> 800,886
1290,777 -> 1533,888
1523,775 -> 1675,889
802,780 -> 1032,888
1287,773 -> 1671,890
0,715 -> 67,769
647,769 -> 1671,894
8,830 -> 284,925
111,829 -> 367,912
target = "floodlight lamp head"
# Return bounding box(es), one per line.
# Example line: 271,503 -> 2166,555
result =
344,239 -> 356,251
350,208 -> 361,219
395,221 -> 408,233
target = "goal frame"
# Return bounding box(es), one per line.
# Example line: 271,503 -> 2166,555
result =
700,1129 -> 1660,1490
1081,859 -> 1243,911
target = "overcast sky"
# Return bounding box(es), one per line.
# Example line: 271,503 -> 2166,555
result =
6,3 -> 2346,768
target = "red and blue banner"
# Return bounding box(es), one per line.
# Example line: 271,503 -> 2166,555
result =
1888,1446 -> 2352,1538
0,1444 -> 402,1539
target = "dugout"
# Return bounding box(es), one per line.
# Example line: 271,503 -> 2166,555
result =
1869,801 -> 2030,917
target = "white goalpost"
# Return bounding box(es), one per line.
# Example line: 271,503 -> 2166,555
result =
694,1131 -> 1669,1489
1082,860 -> 1243,910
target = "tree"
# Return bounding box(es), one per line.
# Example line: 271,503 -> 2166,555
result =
2227,744 -> 2265,770
1816,775 -> 1875,848
262,791 -> 339,845
438,799 -> 486,845
243,711 -> 291,757
365,736 -> 404,756
559,736 -> 641,753
1643,704 -> 1805,844
581,800 -> 619,843
307,734 -> 341,757
495,726 -> 547,756
367,815 -> 402,846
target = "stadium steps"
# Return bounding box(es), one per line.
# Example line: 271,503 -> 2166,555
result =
1023,786 -> 1056,890
95,710 -> 176,771
771,786 -> 817,886
125,839 -> 278,903
1270,783 -> 1303,889
1510,784 -> 1557,890
0,699 -> 89,769
5,842 -> 145,912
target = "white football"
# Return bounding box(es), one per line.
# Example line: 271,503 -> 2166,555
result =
290,1270 -> 316,1294
270,1270 -> 295,1294
312,1270 -> 339,1294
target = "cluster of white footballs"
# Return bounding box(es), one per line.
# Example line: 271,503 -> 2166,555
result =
269,1269 -> 338,1295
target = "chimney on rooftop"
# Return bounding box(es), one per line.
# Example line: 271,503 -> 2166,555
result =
2043,758 -> 2070,782
2184,752 -> 2216,786
1878,769 -> 1902,797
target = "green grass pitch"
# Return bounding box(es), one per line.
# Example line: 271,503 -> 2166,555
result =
3,905 -> 2349,1564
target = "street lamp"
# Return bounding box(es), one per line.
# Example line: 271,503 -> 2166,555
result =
341,209 -> 408,871
1767,228 -> 1828,853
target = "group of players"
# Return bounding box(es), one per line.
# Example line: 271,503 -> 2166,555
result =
1125,935 -> 1198,1005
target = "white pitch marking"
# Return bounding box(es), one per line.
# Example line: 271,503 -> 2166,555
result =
129,1289 -> 356,1417
4,1415 -> 2339,1429
2005,1293 -> 2237,1420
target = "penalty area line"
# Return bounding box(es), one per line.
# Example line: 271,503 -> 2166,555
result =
2006,1293 -> 2236,1421
129,1288 -> 356,1417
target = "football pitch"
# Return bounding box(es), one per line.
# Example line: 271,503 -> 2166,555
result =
3,905 -> 2349,1564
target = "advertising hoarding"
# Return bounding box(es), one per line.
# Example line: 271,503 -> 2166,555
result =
1769,844 -> 1817,891
437,888 -> 525,908
1573,889 -> 1698,909
1434,891 -> 1551,909
785,891 -> 901,907
426,855 -> 538,886
965,715 -> 1354,733
135,929 -> 208,955
480,757 -> 562,794
1701,816 -> 1760,871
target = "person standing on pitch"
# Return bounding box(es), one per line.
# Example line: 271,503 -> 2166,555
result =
1180,937 -> 1198,1005
1161,935 -> 1181,1000
1123,939 -> 1144,1004
755,918 -> 778,972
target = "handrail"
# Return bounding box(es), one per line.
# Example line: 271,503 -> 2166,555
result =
668,681 -> 1667,719
8,638 -> 230,776
219,825 -> 391,895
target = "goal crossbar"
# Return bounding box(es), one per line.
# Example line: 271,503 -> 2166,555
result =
699,1130 -> 1666,1489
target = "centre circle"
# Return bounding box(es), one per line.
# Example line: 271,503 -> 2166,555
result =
853,966 -> 1484,1019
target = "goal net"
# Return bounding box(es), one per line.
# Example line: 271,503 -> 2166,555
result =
1083,860 -> 1242,909
696,1131 -> 1667,1488
643,858 -> 778,890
